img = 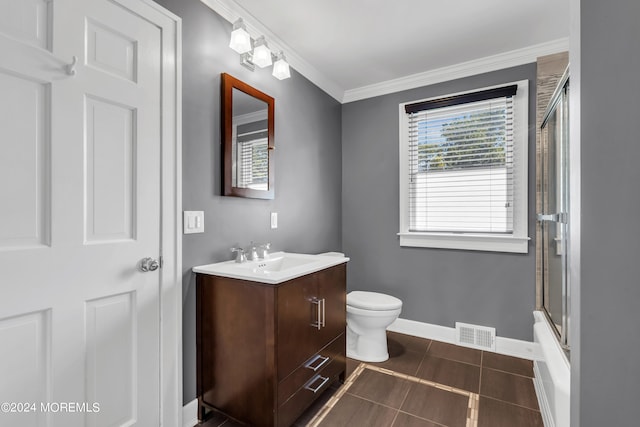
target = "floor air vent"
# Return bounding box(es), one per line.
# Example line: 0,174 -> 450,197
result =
455,322 -> 496,351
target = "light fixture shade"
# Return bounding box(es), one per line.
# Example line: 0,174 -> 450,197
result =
272,52 -> 291,80
229,19 -> 251,54
252,36 -> 272,68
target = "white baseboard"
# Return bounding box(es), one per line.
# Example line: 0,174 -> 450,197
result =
388,317 -> 542,361
183,399 -> 198,427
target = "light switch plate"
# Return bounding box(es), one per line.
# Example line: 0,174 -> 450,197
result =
270,212 -> 278,229
184,211 -> 204,234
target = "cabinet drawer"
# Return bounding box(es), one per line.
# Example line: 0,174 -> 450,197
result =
278,333 -> 345,406
277,346 -> 345,427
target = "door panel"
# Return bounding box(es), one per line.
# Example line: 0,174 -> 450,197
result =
540,74 -> 570,350
85,292 -> 136,427
317,265 -> 346,349
0,0 -> 51,49
277,275 -> 317,380
84,96 -> 136,243
0,310 -> 51,427
0,0 -> 164,425
0,70 -> 49,248
85,19 -> 138,82
542,107 -> 564,330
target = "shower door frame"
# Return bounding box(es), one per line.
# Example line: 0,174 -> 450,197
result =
539,67 -> 571,353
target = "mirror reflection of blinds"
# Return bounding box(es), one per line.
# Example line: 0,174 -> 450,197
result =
405,85 -> 517,234
237,137 -> 268,188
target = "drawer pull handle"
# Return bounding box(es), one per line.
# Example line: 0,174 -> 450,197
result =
304,375 -> 330,394
304,354 -> 330,372
309,297 -> 326,330
310,298 -> 322,330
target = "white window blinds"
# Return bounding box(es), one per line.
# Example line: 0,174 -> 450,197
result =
236,127 -> 269,190
405,85 -> 517,234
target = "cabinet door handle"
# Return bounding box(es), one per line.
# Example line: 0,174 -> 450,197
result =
310,298 -> 322,330
304,374 -> 330,394
304,354 -> 330,372
320,298 -> 326,328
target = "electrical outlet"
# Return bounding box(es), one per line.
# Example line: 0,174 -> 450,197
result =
270,212 -> 278,229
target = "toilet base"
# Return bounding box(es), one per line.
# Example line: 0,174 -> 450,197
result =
346,349 -> 389,363
346,326 -> 390,362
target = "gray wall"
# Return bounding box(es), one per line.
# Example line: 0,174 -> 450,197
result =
576,0 -> 640,425
154,0 -> 343,403
342,64 -> 537,341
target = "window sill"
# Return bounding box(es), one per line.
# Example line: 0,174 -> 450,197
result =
398,232 -> 530,253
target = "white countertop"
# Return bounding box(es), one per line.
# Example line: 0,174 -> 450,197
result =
192,252 -> 349,284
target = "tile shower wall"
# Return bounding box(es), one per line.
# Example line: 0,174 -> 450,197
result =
154,0 -> 343,404
342,64 -> 538,341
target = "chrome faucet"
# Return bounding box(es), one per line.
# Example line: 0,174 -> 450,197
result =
257,243 -> 271,259
247,244 -> 259,261
231,242 -> 271,262
231,246 -> 246,263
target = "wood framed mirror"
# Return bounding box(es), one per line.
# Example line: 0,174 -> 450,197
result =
221,73 -> 275,199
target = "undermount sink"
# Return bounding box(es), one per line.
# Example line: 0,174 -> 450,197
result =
193,252 -> 349,284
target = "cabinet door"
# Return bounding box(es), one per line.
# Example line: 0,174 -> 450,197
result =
197,275 -> 276,425
276,274 -> 318,380
317,264 -> 347,348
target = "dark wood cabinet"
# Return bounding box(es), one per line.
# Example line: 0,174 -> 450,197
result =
196,263 -> 347,427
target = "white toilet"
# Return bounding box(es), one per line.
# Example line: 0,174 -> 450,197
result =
346,291 -> 403,362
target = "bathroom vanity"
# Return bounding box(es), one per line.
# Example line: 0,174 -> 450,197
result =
194,253 -> 348,427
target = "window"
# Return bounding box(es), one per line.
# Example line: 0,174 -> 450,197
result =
232,114 -> 269,190
399,80 -> 529,253
236,136 -> 268,190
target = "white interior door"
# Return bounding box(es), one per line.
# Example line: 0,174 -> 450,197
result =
0,0 -> 170,425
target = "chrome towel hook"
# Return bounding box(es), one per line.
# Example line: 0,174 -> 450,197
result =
65,56 -> 78,76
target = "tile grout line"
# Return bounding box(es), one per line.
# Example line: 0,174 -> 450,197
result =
482,365 -> 536,379
373,365 -> 479,427
388,364 -> 415,427
469,351 -> 483,427
306,361 -> 482,426
365,364 -> 472,398
306,362 -> 367,427
480,394 -> 543,413
365,363 -> 480,427
306,338 -> 537,427
394,410 -> 449,427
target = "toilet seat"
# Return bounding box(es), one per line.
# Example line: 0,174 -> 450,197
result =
347,291 -> 402,311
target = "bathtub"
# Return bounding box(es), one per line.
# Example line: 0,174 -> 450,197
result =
533,311 -> 570,427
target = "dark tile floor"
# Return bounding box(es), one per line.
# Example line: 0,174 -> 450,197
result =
200,331 -> 544,427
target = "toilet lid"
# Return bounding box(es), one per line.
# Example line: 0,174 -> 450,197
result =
347,291 -> 402,311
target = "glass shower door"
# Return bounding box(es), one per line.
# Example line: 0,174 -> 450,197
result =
539,71 -> 570,351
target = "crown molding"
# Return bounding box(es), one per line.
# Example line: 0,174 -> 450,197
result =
200,0 -> 345,102
198,0 -> 568,105
342,37 -> 570,103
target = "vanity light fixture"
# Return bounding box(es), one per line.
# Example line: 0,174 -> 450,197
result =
272,51 -> 291,80
229,18 -> 251,54
240,52 -> 255,72
228,18 -> 291,80
252,36 -> 272,68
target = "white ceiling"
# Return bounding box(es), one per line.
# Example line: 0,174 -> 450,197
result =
204,0 -> 570,102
